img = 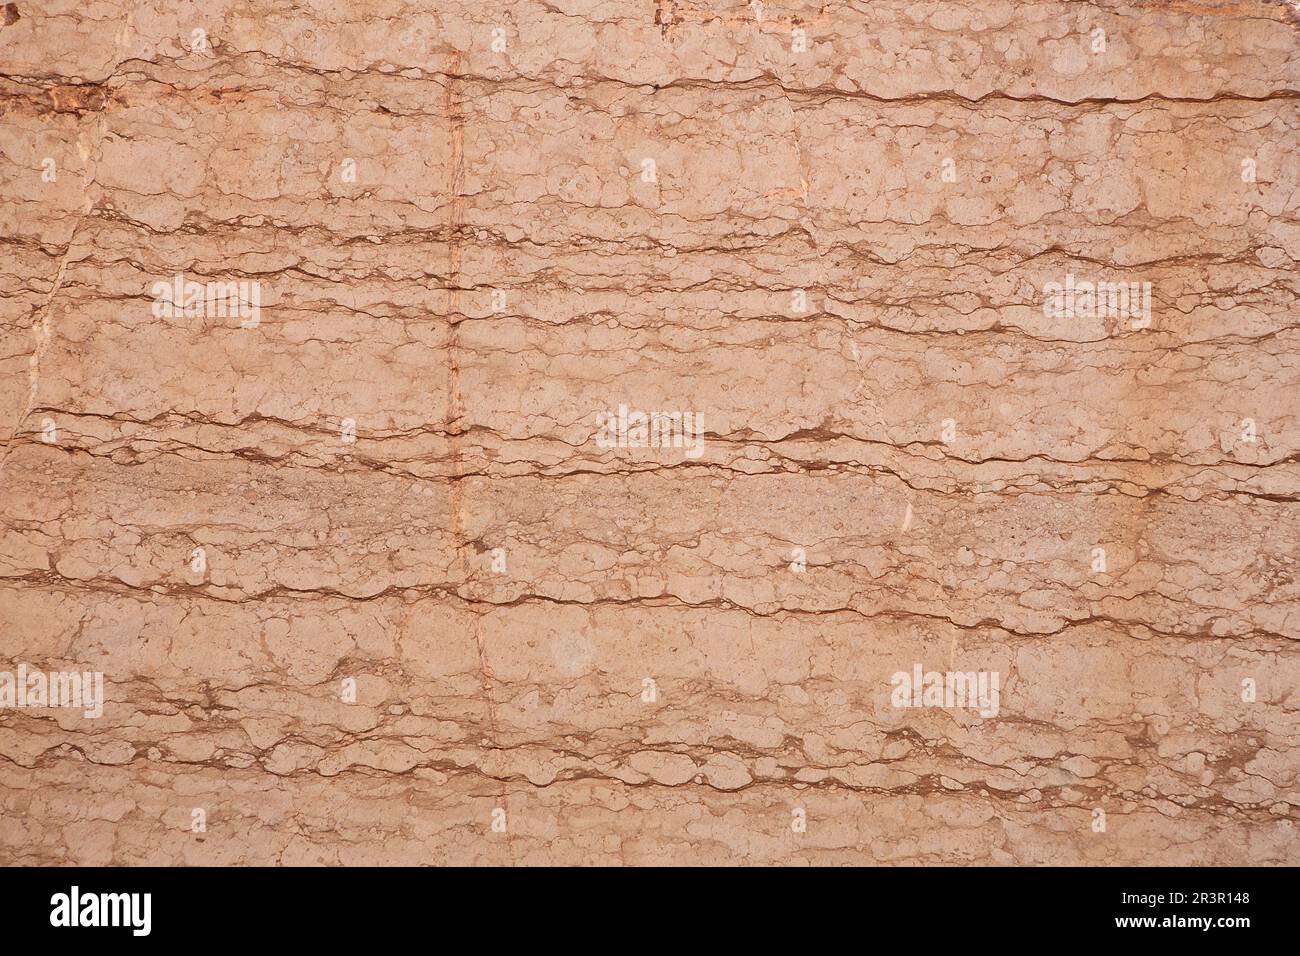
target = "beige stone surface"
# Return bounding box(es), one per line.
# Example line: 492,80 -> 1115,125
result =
1,0 -> 1298,865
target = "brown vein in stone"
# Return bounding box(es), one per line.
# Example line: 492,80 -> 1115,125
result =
440,53 -> 515,860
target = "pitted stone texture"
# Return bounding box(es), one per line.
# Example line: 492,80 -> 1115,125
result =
1,1 -> 1297,865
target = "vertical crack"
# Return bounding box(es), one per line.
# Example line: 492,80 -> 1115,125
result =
440,56 -> 515,862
